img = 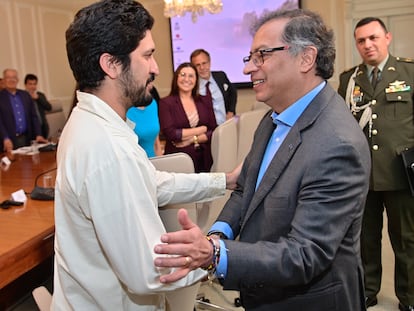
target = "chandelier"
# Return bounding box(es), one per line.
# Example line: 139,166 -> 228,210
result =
164,0 -> 223,23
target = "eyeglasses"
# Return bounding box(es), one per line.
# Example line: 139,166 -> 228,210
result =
243,46 -> 289,66
179,71 -> 196,79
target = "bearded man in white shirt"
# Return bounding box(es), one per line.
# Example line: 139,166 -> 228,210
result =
53,1 -> 239,310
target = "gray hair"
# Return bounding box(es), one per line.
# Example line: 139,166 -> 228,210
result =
253,9 -> 335,79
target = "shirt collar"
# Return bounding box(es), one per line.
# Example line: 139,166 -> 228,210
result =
366,54 -> 389,76
271,81 -> 326,127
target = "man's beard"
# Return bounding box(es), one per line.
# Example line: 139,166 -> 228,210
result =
119,68 -> 154,108
133,91 -> 153,107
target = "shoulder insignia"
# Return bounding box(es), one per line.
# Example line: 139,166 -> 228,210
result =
342,66 -> 357,74
396,56 -> 414,63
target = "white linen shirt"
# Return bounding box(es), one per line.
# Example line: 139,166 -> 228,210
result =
52,92 -> 225,310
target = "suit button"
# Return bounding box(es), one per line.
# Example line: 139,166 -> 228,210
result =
372,145 -> 379,151
371,99 -> 377,105
372,129 -> 378,135
372,114 -> 377,119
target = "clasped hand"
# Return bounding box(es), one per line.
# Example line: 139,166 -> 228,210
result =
154,209 -> 213,283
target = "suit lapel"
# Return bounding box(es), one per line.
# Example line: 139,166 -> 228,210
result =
211,71 -> 224,94
242,128 -> 301,226
354,64 -> 374,97
239,112 -> 274,222
240,85 -> 334,230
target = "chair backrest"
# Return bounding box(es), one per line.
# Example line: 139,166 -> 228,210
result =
150,153 -> 196,232
210,117 -> 238,173
150,152 -> 194,174
45,99 -> 67,140
149,152 -> 200,311
32,286 -> 52,311
237,109 -> 269,163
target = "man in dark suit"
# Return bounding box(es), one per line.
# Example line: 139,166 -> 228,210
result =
24,73 -> 52,139
155,9 -> 371,311
0,68 -> 47,152
190,48 -> 237,124
338,17 -> 414,311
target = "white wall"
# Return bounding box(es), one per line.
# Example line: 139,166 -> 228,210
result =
0,0 -> 80,116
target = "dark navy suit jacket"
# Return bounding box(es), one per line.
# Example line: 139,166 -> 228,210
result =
0,89 -> 42,150
211,71 -> 238,114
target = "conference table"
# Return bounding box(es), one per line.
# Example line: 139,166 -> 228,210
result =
0,150 -> 56,304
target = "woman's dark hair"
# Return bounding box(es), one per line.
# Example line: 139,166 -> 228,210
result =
66,0 -> 154,91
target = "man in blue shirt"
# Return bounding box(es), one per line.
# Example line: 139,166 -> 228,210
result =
190,49 -> 237,125
0,68 -> 47,152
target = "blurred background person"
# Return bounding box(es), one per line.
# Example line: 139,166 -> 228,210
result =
159,62 -> 217,172
0,68 -> 47,152
24,73 -> 52,139
127,86 -> 163,157
190,48 -> 237,124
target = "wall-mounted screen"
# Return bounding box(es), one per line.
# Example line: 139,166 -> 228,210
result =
169,0 -> 301,88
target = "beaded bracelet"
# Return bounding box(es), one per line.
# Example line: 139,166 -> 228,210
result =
201,236 -> 220,275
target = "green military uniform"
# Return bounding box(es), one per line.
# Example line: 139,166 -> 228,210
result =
338,55 -> 414,306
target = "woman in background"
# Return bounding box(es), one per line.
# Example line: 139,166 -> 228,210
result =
127,87 -> 163,157
159,62 -> 217,172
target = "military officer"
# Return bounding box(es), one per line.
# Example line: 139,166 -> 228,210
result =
338,17 -> 414,311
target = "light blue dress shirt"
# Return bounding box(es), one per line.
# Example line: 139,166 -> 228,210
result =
200,78 -> 226,125
210,81 -> 326,279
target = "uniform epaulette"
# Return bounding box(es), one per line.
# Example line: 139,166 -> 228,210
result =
396,56 -> 414,63
341,65 -> 358,74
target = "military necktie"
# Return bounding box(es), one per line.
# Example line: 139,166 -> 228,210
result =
371,67 -> 379,89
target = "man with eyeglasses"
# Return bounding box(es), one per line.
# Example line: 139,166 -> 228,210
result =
190,49 -> 237,124
154,9 -> 370,311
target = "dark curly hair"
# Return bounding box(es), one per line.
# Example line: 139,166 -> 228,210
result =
66,0 -> 154,91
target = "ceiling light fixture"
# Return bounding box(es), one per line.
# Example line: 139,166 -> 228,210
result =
164,0 -> 223,23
